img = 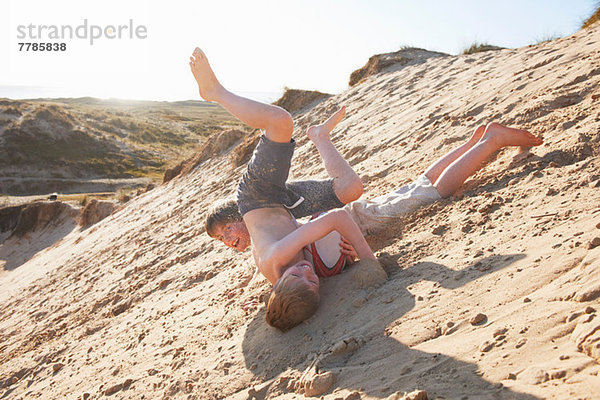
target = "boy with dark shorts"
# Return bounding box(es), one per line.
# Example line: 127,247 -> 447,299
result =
192,47 -> 544,331
191,48 -> 377,330
237,136 -> 344,221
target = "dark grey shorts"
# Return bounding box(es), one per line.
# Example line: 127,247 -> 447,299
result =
237,135 -> 344,218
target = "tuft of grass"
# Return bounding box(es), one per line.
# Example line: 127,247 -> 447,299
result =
462,42 -> 505,55
397,44 -> 416,51
534,33 -> 561,44
582,5 -> 600,29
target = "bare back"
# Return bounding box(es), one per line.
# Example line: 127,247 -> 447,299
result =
243,207 -> 305,284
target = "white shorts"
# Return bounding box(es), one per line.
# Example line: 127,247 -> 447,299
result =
344,174 -> 441,235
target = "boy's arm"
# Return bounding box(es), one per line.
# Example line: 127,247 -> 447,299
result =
261,209 -> 376,276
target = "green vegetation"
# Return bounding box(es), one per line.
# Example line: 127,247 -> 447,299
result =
582,5 -> 600,29
462,42 -> 505,55
0,98 -> 243,195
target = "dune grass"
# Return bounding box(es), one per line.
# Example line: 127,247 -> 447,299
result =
534,34 -> 560,44
462,42 -> 505,55
582,5 -> 600,29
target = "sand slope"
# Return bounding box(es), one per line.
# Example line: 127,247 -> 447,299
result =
1,24 -> 600,400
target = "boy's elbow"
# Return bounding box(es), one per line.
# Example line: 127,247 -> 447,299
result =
261,253 -> 276,273
261,247 -> 283,279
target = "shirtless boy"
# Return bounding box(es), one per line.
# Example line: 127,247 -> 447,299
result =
191,47 -> 543,331
190,47 -> 378,321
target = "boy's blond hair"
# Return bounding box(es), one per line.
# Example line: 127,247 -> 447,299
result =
266,275 -> 319,331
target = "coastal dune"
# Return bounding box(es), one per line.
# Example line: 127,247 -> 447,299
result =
1,22 -> 600,399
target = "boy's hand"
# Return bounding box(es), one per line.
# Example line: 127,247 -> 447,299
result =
340,236 -> 357,263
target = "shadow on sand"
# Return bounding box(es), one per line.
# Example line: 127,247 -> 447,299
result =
0,218 -> 77,271
240,253 -> 540,399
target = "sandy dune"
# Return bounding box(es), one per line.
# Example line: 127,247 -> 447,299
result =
1,24 -> 600,400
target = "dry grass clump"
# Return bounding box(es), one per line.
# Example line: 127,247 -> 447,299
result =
535,34 -> 560,44
273,88 -> 331,115
462,42 -> 504,55
2,106 -> 23,116
26,105 -> 76,130
582,5 -> 600,29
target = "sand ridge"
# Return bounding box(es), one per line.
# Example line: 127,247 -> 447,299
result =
1,24 -> 600,399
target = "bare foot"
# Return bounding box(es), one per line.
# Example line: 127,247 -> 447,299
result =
307,106 -> 346,143
189,47 -> 223,102
482,122 -> 543,148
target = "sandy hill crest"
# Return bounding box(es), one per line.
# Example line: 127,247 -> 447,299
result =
1,23 -> 600,400
348,47 -> 448,87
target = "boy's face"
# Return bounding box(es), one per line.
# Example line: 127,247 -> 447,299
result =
213,221 -> 251,251
280,261 -> 320,295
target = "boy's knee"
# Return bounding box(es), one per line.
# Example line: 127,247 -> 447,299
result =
268,108 -> 294,138
485,122 -> 501,132
348,175 -> 364,199
335,175 -> 364,204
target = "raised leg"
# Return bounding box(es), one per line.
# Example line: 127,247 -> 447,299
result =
424,125 -> 485,183
189,48 -> 293,143
433,123 -> 543,197
307,106 -> 363,203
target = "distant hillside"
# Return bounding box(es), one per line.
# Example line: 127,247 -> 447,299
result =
0,98 -> 241,195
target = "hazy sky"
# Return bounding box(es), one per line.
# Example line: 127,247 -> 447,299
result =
0,0 -> 596,102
